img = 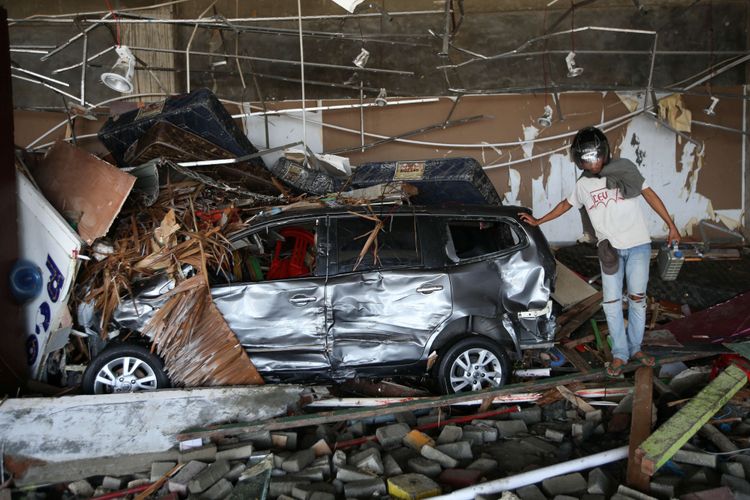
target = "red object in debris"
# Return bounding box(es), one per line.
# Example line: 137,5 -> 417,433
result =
710,354 -> 750,381
195,208 -> 239,228
267,227 -> 315,280
438,468 -> 483,488
663,292 -> 750,344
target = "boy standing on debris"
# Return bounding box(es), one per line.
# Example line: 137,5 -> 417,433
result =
519,126 -> 681,377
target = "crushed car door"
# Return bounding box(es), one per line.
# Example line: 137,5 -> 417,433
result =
326,213 -> 452,370
210,217 -> 330,375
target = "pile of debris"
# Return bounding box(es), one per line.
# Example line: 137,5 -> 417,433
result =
8,358 -> 750,499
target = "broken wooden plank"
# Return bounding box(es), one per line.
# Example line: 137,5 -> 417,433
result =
177,351 -> 715,441
556,292 -> 603,340
556,385 -> 596,414
636,363 -> 747,476
627,366 -> 654,492
558,345 -> 591,373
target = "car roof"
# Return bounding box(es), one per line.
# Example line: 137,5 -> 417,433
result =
248,203 -> 529,225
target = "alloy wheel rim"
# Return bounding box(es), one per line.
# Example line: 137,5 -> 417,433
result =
449,347 -> 503,392
93,356 -> 158,394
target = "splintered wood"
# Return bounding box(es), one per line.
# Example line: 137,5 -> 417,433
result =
142,276 -> 264,386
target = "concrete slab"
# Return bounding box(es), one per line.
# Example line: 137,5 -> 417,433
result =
1,386 -> 304,486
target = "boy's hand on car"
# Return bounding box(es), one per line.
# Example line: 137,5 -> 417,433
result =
518,212 -> 540,226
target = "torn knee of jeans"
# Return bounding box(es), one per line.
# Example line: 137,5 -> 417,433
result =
603,299 -> 620,305
628,293 -> 646,303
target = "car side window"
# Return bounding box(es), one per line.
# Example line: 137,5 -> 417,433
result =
446,218 -> 523,261
222,220 -> 318,283
337,214 -> 421,273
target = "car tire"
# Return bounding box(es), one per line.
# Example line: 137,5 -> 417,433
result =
82,343 -> 170,394
437,337 -> 510,394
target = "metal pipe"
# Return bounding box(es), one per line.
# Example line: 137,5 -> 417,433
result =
10,0 -> 189,23
432,446 -> 629,500
684,54 -> 750,91
692,120 -> 750,137
128,46 -> 414,75
39,12 -> 111,61
177,141 -> 302,167
645,110 -> 704,152
9,10 -> 443,24
232,97 -> 440,118
11,74 -> 93,108
80,32 -> 87,106
52,45 -> 114,74
185,2 -> 218,94
645,33 -> 658,109
743,84 -> 748,224
438,25 -> 657,70
11,67 -> 69,87
297,0 -> 307,162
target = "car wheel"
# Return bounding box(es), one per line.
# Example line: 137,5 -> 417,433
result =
82,343 -> 170,394
437,337 -> 510,394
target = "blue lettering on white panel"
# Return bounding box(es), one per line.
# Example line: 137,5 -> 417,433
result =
46,255 -> 64,303
35,302 -> 51,335
26,334 -> 39,366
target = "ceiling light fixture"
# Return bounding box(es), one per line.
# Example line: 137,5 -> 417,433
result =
704,96 -> 719,116
565,51 -> 584,78
101,45 -> 135,93
353,48 -> 370,68
537,105 -> 553,128
375,88 -> 387,106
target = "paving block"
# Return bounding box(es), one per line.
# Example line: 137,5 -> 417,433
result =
516,484 -> 547,500
467,458 -> 498,474
552,496 -> 580,500
403,430 -> 435,451
201,478 -> 232,500
309,492 -> 336,500
680,486 -> 737,500
294,467 -> 325,482
496,419 -> 528,438
617,484 -> 659,499
674,450 -> 719,468
92,487 -> 108,498
310,438 -> 332,457
587,467 -> 614,496
351,448 -> 384,475
542,472 -> 587,496
545,429 -> 565,443
188,460 -> 230,495
384,453 -> 404,476
461,425 -> 485,445
274,451 -> 291,468
178,443 -> 217,464
347,421 -> 366,437
68,480 -> 94,497
127,478 -> 151,489
721,474 -> 750,495
649,479 -> 676,498
521,436 -> 558,456
438,468 -> 482,488
292,482 -> 337,500
376,423 -> 411,450
421,445 -> 458,469
407,457 -> 442,478
722,461 -> 746,479
585,410 -> 603,424
580,495 -> 606,500
475,423 -> 498,442
225,462 -> 247,482
336,465 -> 376,482
436,441 -> 473,461
169,460 -> 208,494
332,449 -> 347,472
571,421 -> 595,441
282,449 -> 316,473
269,477 -> 311,498
509,407 -> 542,425
390,446 -> 419,469
388,473 -> 442,499
437,425 -> 463,445
150,462 -> 177,483
344,478 -> 387,498
216,443 -> 254,461
237,430 -> 272,449
308,455 -> 332,478
101,476 -> 123,490
272,432 -> 298,450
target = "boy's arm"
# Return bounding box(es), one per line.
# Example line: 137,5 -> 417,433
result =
518,199 -> 573,226
641,187 -> 681,243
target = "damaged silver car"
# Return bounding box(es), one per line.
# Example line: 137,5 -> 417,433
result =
82,204 -> 556,394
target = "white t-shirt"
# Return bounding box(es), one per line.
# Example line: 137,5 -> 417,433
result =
567,176 -> 651,250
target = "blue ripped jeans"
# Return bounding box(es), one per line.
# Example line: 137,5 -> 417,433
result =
600,243 -> 651,363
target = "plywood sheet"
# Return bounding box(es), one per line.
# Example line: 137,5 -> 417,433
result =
29,140 -> 135,244
551,259 -> 599,309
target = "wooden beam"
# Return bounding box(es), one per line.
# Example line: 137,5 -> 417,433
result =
556,293 -> 603,341
557,385 -> 596,414
558,345 -> 591,373
637,364 -> 747,476
177,351 -> 715,441
627,366 -> 654,492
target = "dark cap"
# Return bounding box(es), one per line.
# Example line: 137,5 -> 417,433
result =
597,239 -> 619,275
